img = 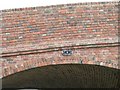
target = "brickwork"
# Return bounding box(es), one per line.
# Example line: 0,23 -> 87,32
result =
2,46 -> 119,77
0,1 -> 119,78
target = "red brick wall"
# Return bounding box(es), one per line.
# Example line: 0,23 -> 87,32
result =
1,1 -> 119,77
1,1 -> 119,53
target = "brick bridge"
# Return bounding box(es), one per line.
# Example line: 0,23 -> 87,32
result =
0,1 -> 119,88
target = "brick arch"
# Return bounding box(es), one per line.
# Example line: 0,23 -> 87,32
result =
1,45 -> 119,78
1,1 -> 119,78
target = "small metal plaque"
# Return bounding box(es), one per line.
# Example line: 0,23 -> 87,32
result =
62,50 -> 73,56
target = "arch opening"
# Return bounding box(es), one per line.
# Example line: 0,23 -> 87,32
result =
2,64 -> 119,88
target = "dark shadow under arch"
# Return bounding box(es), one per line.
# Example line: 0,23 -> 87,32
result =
2,64 -> 120,88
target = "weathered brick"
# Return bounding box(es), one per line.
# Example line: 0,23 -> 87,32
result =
1,1 -> 119,77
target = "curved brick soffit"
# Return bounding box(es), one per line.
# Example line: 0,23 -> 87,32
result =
1,1 -> 119,78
